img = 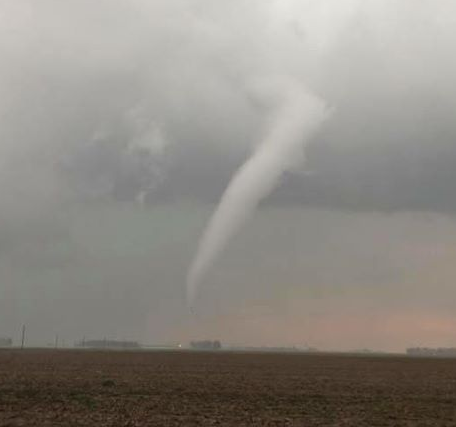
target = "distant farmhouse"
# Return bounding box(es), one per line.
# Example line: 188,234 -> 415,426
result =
75,339 -> 141,349
0,338 -> 12,347
407,347 -> 456,357
190,340 -> 221,350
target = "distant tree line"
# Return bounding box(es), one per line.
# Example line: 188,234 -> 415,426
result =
190,340 -> 221,350
0,338 -> 12,347
74,339 -> 141,349
407,347 -> 456,357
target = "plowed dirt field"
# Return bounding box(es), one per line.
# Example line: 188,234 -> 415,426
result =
1,349 -> 456,426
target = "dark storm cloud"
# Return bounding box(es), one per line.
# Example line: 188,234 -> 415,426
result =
151,0 -> 456,212
2,0 -> 456,212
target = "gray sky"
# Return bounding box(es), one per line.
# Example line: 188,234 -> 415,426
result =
1,0 -> 456,351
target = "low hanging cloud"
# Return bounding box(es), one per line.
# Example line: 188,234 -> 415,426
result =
1,0 -> 456,281
1,0 -> 456,214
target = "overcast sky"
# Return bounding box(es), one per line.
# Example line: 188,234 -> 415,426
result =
1,0 -> 456,351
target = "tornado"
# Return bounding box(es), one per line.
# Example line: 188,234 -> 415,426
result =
186,78 -> 328,307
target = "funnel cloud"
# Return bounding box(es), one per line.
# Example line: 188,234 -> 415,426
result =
187,79 -> 328,305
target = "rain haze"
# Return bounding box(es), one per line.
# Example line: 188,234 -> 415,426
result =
2,0 -> 456,352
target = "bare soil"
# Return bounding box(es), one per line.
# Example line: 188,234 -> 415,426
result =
0,349 -> 456,426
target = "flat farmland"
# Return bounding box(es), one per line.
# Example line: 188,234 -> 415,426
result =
0,349 -> 456,426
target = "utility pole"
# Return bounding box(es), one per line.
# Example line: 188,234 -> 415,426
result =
21,325 -> 26,350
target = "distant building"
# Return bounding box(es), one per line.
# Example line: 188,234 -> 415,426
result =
407,347 -> 456,357
75,339 -> 141,349
0,338 -> 12,347
226,345 -> 303,353
190,340 -> 222,350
